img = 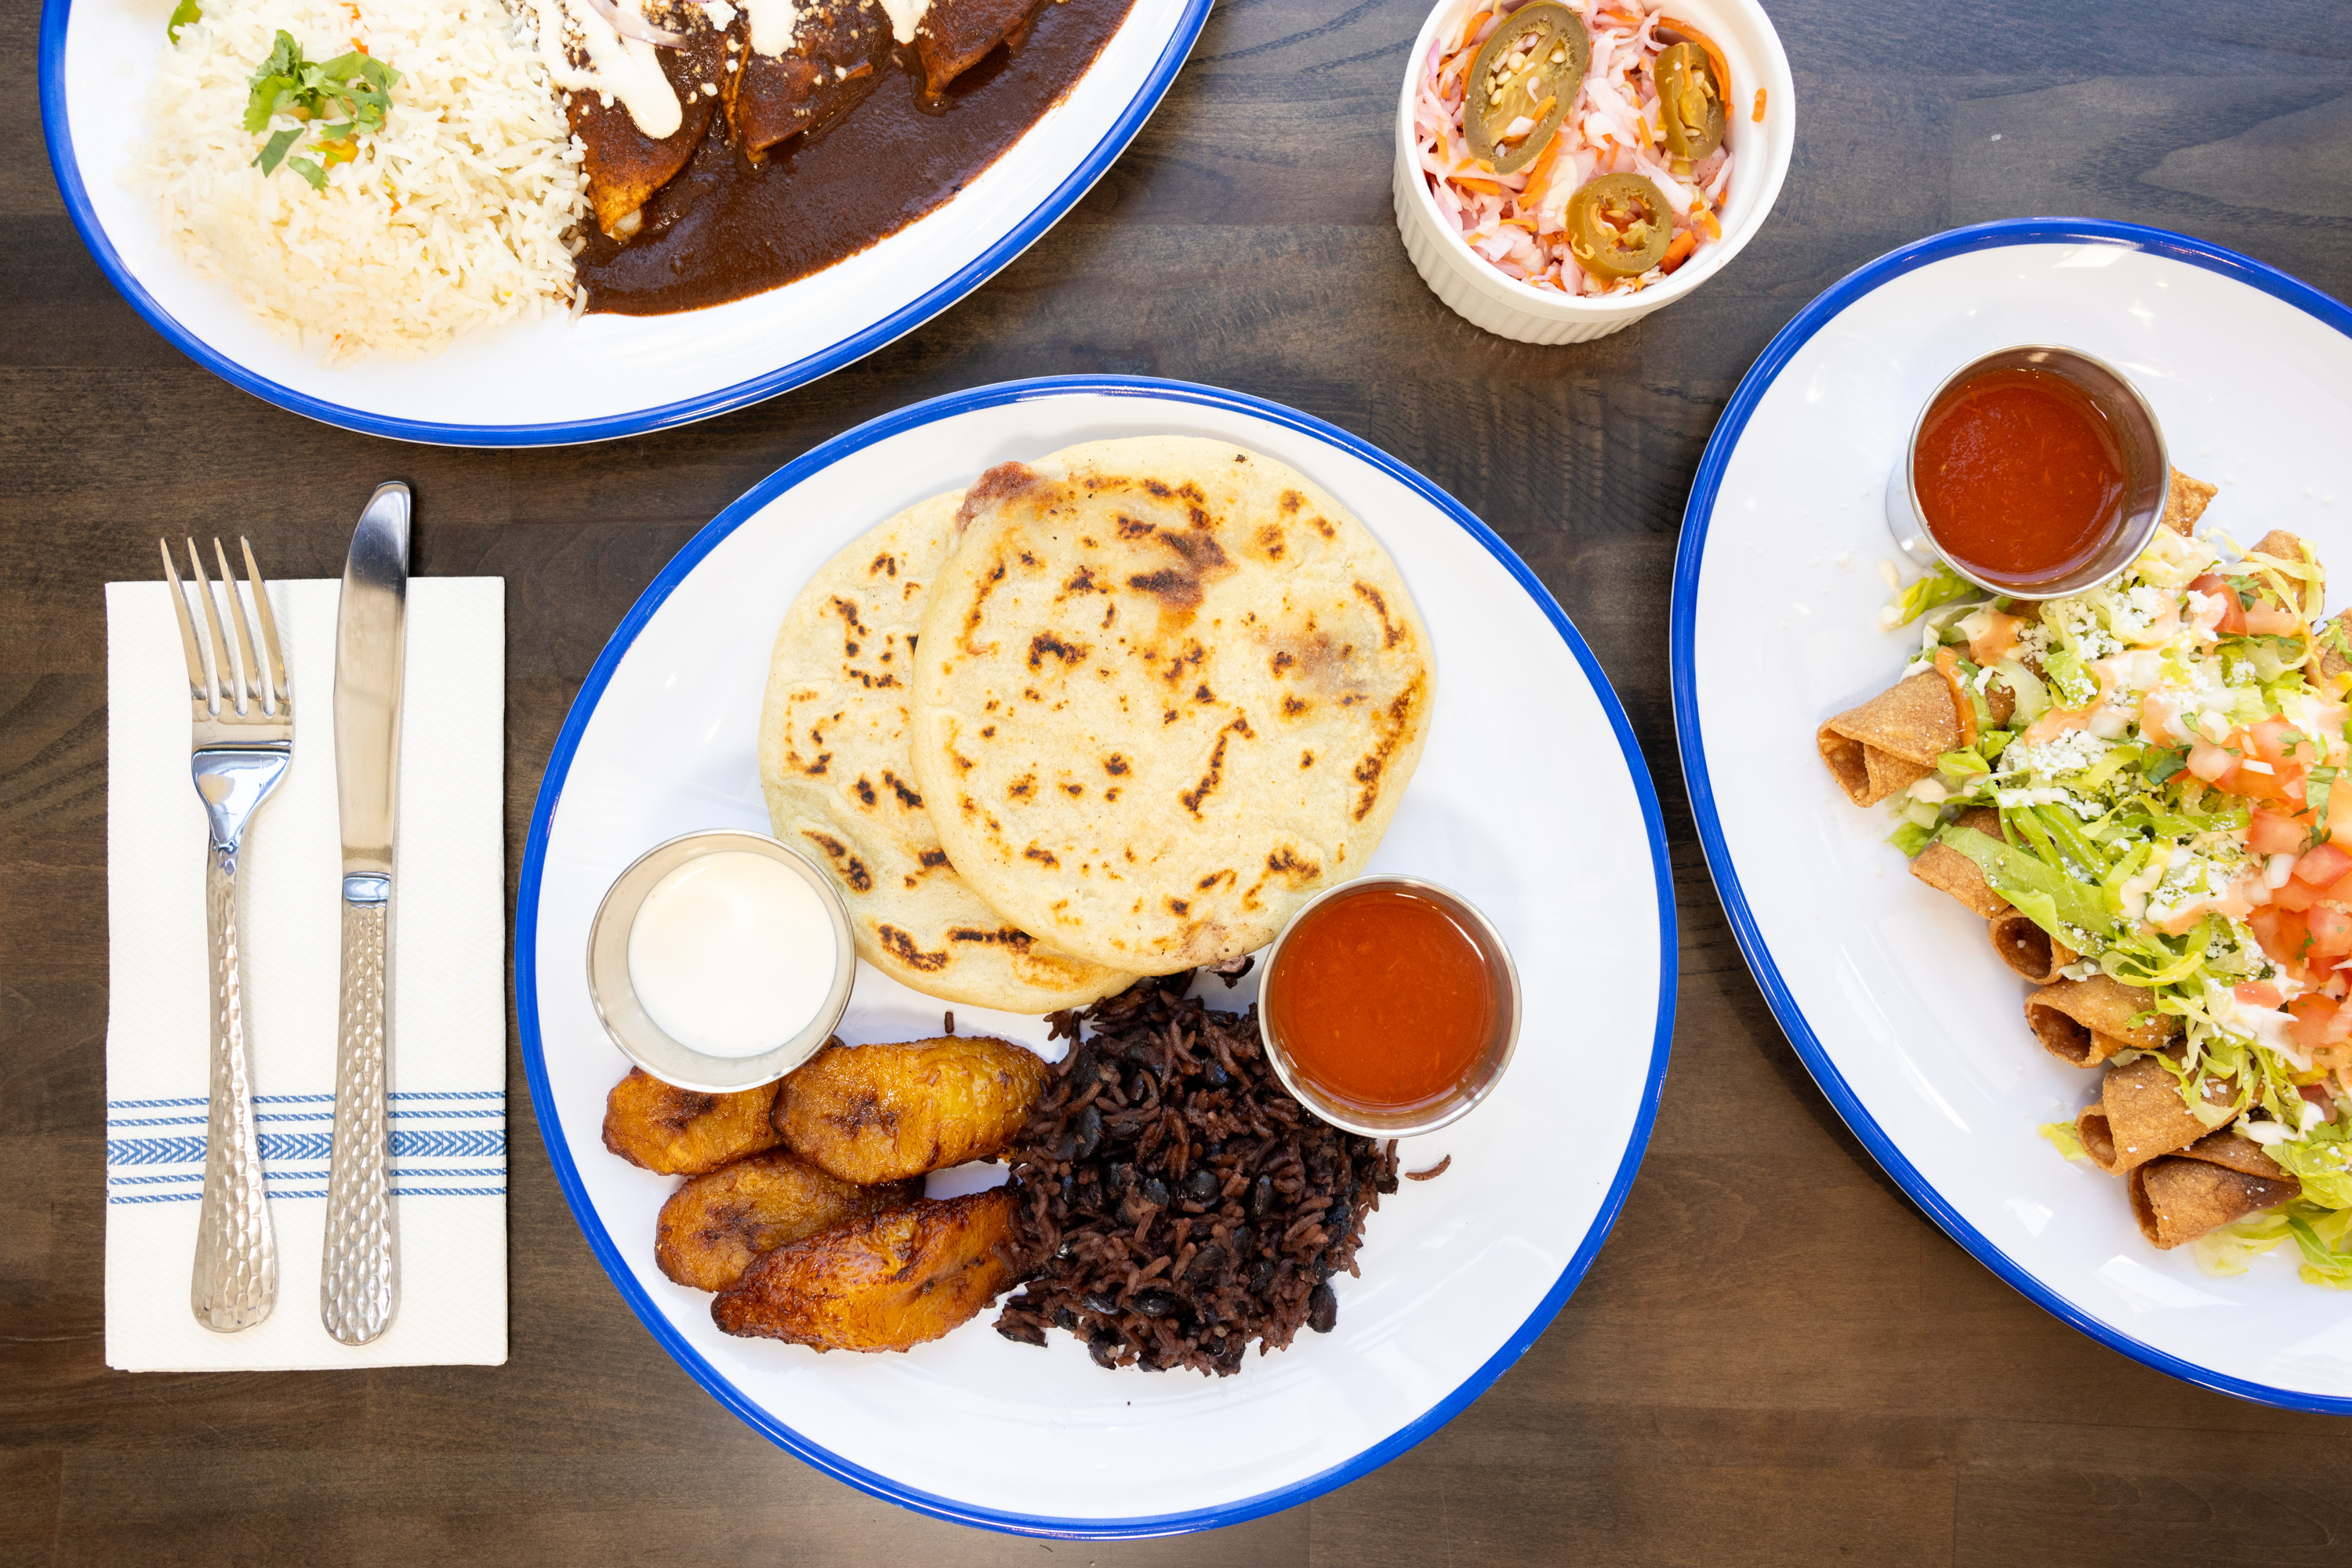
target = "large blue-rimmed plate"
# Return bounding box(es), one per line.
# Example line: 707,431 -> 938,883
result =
38,0 -> 1207,446
518,375 -> 1675,1534
1674,218 -> 2352,1411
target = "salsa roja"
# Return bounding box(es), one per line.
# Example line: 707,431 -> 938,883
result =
1914,365 -> 2128,589
1264,884 -> 1498,1112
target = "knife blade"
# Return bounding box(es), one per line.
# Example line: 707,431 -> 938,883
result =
323,480 -> 410,1346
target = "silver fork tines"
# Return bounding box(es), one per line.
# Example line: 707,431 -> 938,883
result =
165,537 -> 293,1333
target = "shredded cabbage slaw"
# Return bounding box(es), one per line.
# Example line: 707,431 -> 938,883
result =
1414,0 -> 1734,295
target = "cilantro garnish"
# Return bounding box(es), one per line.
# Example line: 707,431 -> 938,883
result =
2144,745 -> 2188,786
167,0 -> 201,42
243,31 -> 399,189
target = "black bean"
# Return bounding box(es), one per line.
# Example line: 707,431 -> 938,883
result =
1088,1334 -> 1123,1369
1054,1306 -> 1077,1330
1204,1140 -> 1224,1160
1186,1243 -> 1225,1277
1308,1284 -> 1338,1334
1081,1289 -> 1119,1314
1108,1161 -> 1133,1192
1250,1175 -> 1275,1217
1249,1258 -> 1277,1295
1072,1103 -> 1103,1159
1132,1289 -> 1183,1318
1313,1254 -> 1335,1284
1228,1224 -> 1254,1256
1202,1060 -> 1230,1087
1142,1177 -> 1169,1209
1325,1193 -> 1352,1241
1184,1168 -> 1218,1202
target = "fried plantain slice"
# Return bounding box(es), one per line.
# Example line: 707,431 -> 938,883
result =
710,1187 -> 1020,1352
655,1150 -> 920,1292
774,1035 -> 1049,1184
604,1066 -> 785,1176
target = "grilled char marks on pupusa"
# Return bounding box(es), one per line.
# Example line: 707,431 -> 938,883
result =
728,0 -> 891,159
568,22 -> 729,239
907,436 -> 1435,974
914,0 -> 1051,96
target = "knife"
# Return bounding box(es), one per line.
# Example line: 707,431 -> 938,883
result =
322,481 -> 410,1345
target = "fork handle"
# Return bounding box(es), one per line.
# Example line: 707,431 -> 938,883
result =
192,841 -> 278,1331
321,877 -> 397,1345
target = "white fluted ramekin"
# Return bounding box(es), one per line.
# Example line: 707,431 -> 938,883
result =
1393,0 -> 1795,344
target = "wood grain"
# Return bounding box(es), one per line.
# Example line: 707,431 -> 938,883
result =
7,0 -> 2352,1560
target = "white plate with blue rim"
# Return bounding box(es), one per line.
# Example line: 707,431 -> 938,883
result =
517,375 -> 1675,1534
1674,217 -> 2352,1410
37,0 -> 1208,446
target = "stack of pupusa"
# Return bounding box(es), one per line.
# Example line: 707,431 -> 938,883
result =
757,436 -> 1436,1014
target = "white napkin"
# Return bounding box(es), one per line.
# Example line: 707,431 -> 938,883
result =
105,576 -> 507,1370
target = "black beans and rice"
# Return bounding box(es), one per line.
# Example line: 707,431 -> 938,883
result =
993,975 -> 1402,1376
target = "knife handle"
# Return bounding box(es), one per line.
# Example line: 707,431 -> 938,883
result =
192,840 -> 278,1331
321,874 -> 397,1345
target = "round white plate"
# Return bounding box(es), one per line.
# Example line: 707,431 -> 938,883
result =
1674,220 -> 2352,1410
37,0 -> 1208,445
517,376 -> 1675,1534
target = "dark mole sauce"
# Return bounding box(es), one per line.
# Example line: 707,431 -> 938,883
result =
575,0 -> 1137,316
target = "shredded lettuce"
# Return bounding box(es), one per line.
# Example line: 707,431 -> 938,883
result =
1936,824 -> 2117,952
2038,1120 -> 2088,1161
1889,564 -> 1978,627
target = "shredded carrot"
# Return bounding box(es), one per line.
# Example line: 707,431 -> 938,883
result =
1752,87 -> 1766,122
1657,229 -> 1697,274
1499,95 -> 1557,147
1457,7 -> 1490,49
1698,205 -> 1722,240
1519,134 -> 1564,207
1933,648 -> 1980,750
1452,177 -> 1505,195
1500,216 -> 1539,230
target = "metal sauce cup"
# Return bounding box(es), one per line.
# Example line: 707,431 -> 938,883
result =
1886,343 -> 2170,600
1257,874 -> 1519,1139
586,829 -> 855,1093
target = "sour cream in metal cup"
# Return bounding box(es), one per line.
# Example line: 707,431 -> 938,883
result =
586,829 -> 855,1093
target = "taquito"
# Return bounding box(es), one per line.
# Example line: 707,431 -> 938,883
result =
2024,976 -> 2174,1070
1910,807 -> 2009,919
2128,1130 -> 2299,1249
2077,1053 -> 2234,1174
1817,671 -> 1962,808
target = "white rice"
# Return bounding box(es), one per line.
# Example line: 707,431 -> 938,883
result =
129,0 -> 587,363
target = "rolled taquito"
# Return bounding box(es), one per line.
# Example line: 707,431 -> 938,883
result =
2128,1130 -> 2299,1250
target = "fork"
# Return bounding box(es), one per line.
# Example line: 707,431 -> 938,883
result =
163,538 -> 291,1334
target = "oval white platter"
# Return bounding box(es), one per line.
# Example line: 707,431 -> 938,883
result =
38,0 -> 1208,445
1675,219 -> 2352,1410
517,376 -> 1676,1534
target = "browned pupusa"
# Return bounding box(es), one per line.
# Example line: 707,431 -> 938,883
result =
775,1035 -> 1047,1184
655,1149 -> 920,1292
603,1067 -> 783,1176
907,437 -> 1434,973
710,1188 -> 1020,1352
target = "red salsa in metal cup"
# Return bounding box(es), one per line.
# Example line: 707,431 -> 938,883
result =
1914,366 -> 2129,590
1263,884 -> 1498,1113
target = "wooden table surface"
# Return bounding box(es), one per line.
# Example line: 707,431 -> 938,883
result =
9,0 -> 2352,1560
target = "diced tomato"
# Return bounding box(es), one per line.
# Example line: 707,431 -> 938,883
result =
2311,904 -> 2352,959
2190,741 -> 2239,784
2252,717 -> 2319,770
2301,1083 -> 2338,1114
2238,981 -> 2286,1008
2251,808 -> 2310,855
2324,867 -> 2352,906
2191,573 -> 2251,635
2278,878 -> 2324,913
2290,995 -> 2340,1052
2298,843 -> 2352,887
2252,906 -> 2313,973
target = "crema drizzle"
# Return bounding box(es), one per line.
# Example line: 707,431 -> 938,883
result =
530,0 -> 682,139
